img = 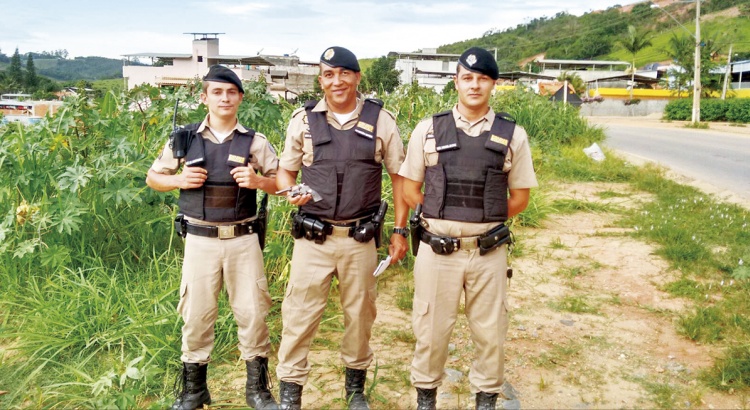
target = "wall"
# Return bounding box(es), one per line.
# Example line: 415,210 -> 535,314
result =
578,99 -> 670,117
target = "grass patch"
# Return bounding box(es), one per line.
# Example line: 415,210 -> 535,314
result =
551,198 -> 616,214
550,296 -> 599,315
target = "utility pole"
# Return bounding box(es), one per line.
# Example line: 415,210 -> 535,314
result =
722,43 -> 733,100
692,0 -> 701,123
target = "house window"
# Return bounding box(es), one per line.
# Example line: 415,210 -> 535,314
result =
198,56 -> 203,62
443,61 -> 449,71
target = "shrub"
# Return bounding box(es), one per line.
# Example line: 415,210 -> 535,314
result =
664,98 -> 692,121
726,98 -> 750,123
701,99 -> 728,122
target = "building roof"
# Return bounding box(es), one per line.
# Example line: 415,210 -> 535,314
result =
497,71 -> 556,81
536,58 -> 630,66
590,73 -> 661,85
121,53 -> 275,66
388,51 -> 460,61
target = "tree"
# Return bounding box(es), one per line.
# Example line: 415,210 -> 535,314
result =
556,72 -> 586,96
25,54 -> 38,89
663,30 -> 726,97
618,25 -> 652,100
362,56 -> 401,94
8,48 -> 24,91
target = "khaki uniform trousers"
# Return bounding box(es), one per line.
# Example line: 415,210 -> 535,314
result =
276,230 -> 378,385
178,232 -> 272,364
411,241 -> 509,394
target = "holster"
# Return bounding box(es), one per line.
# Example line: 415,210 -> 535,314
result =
174,213 -> 187,238
478,224 -> 511,256
256,193 -> 269,250
291,212 -> 331,244
409,203 -> 424,256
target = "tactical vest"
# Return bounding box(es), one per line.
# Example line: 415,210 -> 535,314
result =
422,111 -> 515,223
299,99 -> 384,220
176,123 -> 258,222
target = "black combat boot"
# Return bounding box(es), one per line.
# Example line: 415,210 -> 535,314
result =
278,381 -> 303,410
475,391 -> 499,410
246,357 -> 278,409
344,368 -> 369,410
416,387 -> 437,410
171,362 -> 211,410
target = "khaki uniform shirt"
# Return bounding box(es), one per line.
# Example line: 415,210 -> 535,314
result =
150,115 -> 279,225
398,106 -> 538,237
279,93 -> 404,174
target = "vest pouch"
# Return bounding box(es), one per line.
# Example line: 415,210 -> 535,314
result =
300,164 -> 338,219
483,168 -> 509,222
422,165 -> 446,219
336,161 -> 382,220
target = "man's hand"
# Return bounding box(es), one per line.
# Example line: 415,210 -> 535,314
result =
230,165 -> 263,189
388,234 -> 408,264
179,166 -> 207,189
285,191 -> 313,206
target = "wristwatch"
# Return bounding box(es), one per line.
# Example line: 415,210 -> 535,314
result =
392,227 -> 409,238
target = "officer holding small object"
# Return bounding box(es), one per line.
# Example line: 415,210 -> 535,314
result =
274,46 -> 408,410
399,47 -> 538,410
146,65 -> 279,410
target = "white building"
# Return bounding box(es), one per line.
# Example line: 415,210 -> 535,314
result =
388,48 -> 460,91
122,33 -> 318,99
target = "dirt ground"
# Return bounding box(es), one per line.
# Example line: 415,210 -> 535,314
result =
204,117 -> 750,409
206,182 -> 747,410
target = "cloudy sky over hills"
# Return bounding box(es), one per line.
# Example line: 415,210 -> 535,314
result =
3,0 -> 640,61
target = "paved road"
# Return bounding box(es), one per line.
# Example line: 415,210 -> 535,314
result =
593,119 -> 750,206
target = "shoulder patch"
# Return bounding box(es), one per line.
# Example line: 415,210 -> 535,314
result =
266,141 -> 277,155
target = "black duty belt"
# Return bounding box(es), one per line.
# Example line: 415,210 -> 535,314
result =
186,220 -> 259,239
420,224 -> 511,256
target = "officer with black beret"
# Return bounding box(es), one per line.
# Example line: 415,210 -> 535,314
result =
274,46 -> 409,410
147,65 -> 279,410
399,47 -> 538,410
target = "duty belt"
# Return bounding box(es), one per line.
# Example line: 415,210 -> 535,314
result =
185,220 -> 259,239
419,224 -> 511,256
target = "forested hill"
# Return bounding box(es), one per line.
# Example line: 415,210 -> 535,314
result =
34,56 -> 124,81
437,0 -> 750,71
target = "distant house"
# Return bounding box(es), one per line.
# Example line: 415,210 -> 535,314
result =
122,33 -> 317,99
388,48 -> 460,91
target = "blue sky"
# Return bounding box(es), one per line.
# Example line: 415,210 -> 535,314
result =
3,0 -> 640,61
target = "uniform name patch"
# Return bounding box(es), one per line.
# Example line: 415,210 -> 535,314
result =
490,135 -> 508,146
357,121 -> 374,133
228,154 -> 245,164
437,143 -> 458,151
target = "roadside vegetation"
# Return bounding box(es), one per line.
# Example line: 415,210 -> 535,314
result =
0,80 -> 748,408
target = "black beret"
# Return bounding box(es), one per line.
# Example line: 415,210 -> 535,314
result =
320,46 -> 360,72
203,65 -> 244,94
458,47 -> 499,80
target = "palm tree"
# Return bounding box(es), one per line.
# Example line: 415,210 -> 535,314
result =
618,25 -> 653,100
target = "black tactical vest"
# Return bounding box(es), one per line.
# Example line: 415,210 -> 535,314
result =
177,123 -> 258,222
299,99 -> 384,220
422,111 -> 515,223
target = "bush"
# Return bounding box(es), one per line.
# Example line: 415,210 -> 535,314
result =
726,98 -> 750,123
665,98 -> 750,123
664,98 -> 692,121
701,99 -> 728,122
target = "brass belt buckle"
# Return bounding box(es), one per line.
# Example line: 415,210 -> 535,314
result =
459,237 -> 479,251
218,225 -> 236,239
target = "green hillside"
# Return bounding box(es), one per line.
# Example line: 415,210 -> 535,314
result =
437,0 -> 750,70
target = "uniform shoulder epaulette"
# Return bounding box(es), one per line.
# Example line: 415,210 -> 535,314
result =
290,106 -> 307,118
496,112 -> 516,123
365,98 -> 384,107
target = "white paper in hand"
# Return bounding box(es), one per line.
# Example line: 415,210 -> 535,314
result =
372,255 -> 392,277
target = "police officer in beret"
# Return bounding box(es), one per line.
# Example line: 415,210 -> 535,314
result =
146,65 -> 279,410
399,47 -> 538,410
274,46 -> 409,410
